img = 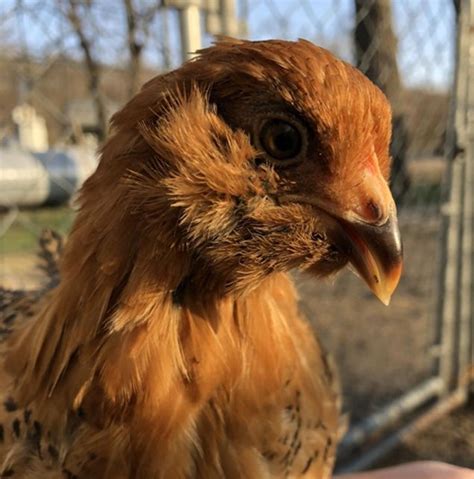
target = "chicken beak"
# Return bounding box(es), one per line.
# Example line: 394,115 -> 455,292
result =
340,211 -> 403,305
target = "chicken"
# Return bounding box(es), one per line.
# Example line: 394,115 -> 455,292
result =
0,38 -> 402,478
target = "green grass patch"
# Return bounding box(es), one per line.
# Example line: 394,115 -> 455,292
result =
1,206 -> 75,255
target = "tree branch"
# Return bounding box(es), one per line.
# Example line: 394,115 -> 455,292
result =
62,0 -> 107,140
123,0 -> 143,98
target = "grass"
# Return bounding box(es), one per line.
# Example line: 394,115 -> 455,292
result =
0,206 -> 75,255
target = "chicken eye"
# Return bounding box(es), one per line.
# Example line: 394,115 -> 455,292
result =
259,120 -> 302,161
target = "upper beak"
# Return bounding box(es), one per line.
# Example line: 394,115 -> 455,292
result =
338,210 -> 403,305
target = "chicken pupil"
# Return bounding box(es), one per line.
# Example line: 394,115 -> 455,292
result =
274,130 -> 296,153
261,120 -> 301,160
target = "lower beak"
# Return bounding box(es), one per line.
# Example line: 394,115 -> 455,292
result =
338,211 -> 403,305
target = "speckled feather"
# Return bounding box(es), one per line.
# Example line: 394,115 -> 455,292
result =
0,38 -> 393,478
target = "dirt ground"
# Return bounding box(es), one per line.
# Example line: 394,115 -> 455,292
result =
1,207 -> 472,470
380,402 -> 474,469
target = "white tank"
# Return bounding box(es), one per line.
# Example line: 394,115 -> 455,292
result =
0,145 -> 98,207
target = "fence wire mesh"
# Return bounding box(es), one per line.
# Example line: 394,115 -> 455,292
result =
237,0 -> 457,419
0,0 -> 471,471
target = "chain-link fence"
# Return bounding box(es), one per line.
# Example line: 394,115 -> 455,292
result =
1,0 -> 473,472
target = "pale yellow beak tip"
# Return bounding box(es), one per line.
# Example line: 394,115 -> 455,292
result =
371,261 -> 403,306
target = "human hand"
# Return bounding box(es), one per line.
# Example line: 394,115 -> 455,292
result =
335,461 -> 474,479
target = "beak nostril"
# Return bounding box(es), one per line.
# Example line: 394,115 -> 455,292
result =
353,200 -> 385,225
367,200 -> 382,223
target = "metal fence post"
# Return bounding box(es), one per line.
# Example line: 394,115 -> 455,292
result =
219,0 -> 239,36
436,0 -> 471,394
164,0 -> 203,63
464,0 -> 474,385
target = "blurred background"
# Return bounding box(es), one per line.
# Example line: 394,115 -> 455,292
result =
0,0 -> 472,473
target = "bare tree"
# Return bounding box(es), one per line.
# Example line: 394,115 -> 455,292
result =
3,0 -> 167,144
452,0 -> 460,17
124,0 -> 143,98
123,0 -> 160,98
59,0 -> 107,141
354,0 -> 410,203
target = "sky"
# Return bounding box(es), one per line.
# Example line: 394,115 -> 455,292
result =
0,0 -> 456,91
242,0 -> 456,90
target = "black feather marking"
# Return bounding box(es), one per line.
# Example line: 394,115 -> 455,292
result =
301,456 -> 313,474
12,419 -> 20,438
290,427 -> 299,448
3,397 -> 17,412
37,228 -> 63,287
294,440 -> 302,456
262,450 -> 277,460
280,447 -> 292,465
23,409 -> 31,424
296,416 -> 302,430
63,469 -> 78,479
323,436 -> 332,460
48,444 -> 59,461
28,421 -> 43,458
2,313 -> 15,326
172,276 -> 191,306
0,327 -> 11,338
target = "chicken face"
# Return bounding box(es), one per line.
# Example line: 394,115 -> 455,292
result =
117,39 -> 402,303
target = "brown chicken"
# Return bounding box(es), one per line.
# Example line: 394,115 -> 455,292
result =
0,39 -> 402,478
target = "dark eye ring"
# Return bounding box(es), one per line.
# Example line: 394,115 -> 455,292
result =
259,119 -> 303,162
